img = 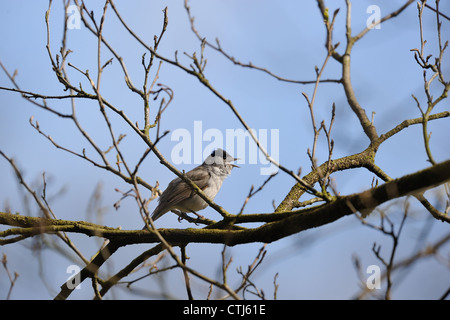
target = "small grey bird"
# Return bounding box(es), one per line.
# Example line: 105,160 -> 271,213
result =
151,148 -> 239,221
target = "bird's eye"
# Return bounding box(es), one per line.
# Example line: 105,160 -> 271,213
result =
222,153 -> 227,159
210,150 -> 216,157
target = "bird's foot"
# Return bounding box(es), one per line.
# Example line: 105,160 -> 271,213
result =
173,210 -> 205,225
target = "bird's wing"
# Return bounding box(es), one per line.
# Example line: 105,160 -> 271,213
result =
151,166 -> 211,220
164,166 -> 211,206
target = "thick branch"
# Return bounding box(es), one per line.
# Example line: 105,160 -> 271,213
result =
129,159 -> 450,246
3,159 -> 449,247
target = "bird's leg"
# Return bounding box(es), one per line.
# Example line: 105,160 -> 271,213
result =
190,210 -> 205,220
189,211 -> 205,225
171,209 -> 205,224
171,209 -> 189,222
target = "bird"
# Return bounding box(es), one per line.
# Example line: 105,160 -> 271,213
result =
151,148 -> 239,221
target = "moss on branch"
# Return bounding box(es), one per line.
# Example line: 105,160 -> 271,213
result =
2,159 -> 449,247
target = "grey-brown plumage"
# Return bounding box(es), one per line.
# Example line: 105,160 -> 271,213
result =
151,149 -> 238,221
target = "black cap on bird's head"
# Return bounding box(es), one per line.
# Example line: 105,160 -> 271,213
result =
204,148 -> 239,167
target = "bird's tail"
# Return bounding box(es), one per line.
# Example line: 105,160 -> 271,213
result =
150,204 -> 168,222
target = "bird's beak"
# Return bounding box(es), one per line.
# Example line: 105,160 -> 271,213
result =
231,158 -> 240,168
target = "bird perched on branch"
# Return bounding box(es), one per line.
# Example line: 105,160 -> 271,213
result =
151,148 -> 239,221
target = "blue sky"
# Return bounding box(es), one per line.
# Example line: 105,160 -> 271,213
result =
1,0 -> 449,299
